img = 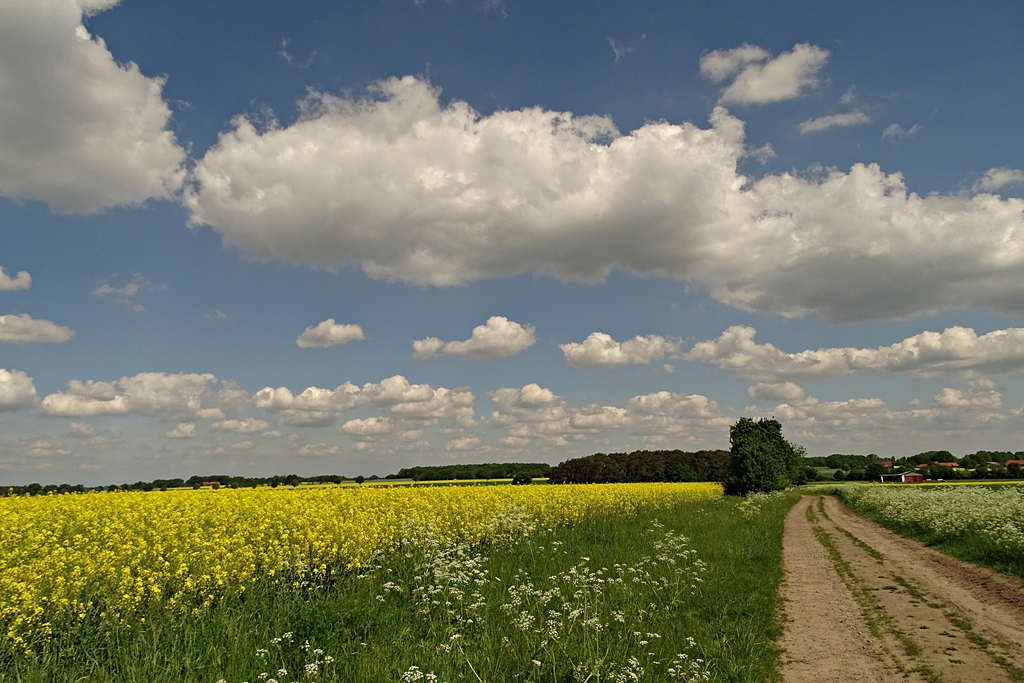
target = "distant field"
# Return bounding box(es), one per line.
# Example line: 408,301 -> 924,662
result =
877,479 -> 1024,487
179,478 -> 551,490
834,483 -> 1024,579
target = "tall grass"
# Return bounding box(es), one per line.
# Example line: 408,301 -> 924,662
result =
1,492 -> 796,683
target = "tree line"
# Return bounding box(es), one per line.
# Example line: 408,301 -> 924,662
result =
2,473 -> 378,496
1,464 -> 550,496
386,462 -> 551,481
546,449 -> 731,484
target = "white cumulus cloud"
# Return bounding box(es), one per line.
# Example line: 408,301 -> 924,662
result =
0,266 -> 31,291
413,316 -> 535,360
399,429 -> 424,442
341,416 -> 392,437
253,383 -> 361,427
933,379 -> 1002,409
0,314 -> 74,343
973,167 -> 1024,193
798,110 -> 870,134
688,325 -> 1024,383
412,337 -> 446,361
163,423 -> 196,439
295,442 -> 340,457
185,75 -> 1024,322
0,368 -> 37,411
559,332 -> 682,367
40,372 -> 220,419
362,375 -> 476,424
295,319 -> 365,348
698,43 -> 770,82
700,43 -> 830,105
211,418 -> 270,434
488,383 -> 730,450
445,436 -> 482,452
747,382 -> 806,401
0,0 -> 185,212
254,374 -> 475,427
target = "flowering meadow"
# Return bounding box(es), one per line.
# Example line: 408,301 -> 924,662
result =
837,484 -> 1024,576
0,482 -> 720,655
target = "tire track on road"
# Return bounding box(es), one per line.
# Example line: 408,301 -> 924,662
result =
781,494 -> 1024,683
778,496 -> 909,683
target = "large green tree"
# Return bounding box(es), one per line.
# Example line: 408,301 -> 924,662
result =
725,417 -> 803,495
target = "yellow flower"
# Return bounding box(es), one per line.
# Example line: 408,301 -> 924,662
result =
0,482 -> 720,647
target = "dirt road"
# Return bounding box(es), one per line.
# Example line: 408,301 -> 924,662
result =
779,495 -> 1024,683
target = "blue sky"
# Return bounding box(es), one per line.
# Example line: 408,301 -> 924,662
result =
2,0 -> 1023,485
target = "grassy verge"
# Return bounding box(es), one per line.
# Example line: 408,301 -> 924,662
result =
1,492 -> 797,683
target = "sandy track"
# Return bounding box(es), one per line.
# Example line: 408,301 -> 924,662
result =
778,496 -> 906,682
779,495 -> 1024,683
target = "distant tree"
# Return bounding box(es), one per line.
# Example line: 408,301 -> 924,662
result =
355,476 -> 365,485
865,462 -> 888,479
725,418 -> 801,495
674,464 -> 698,482
804,466 -> 820,482
512,472 -> 532,485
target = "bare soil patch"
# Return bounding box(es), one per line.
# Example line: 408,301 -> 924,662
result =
780,495 -> 1024,683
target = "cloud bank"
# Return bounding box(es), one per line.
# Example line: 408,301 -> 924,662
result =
186,76 -> 1024,322
40,372 -> 225,420
687,325 -> 1024,383
487,383 -> 731,450
254,374 -> 475,427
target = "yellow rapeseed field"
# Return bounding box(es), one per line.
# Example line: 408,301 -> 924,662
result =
0,482 -> 721,651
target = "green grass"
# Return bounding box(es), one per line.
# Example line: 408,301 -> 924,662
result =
1,492 -> 798,683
